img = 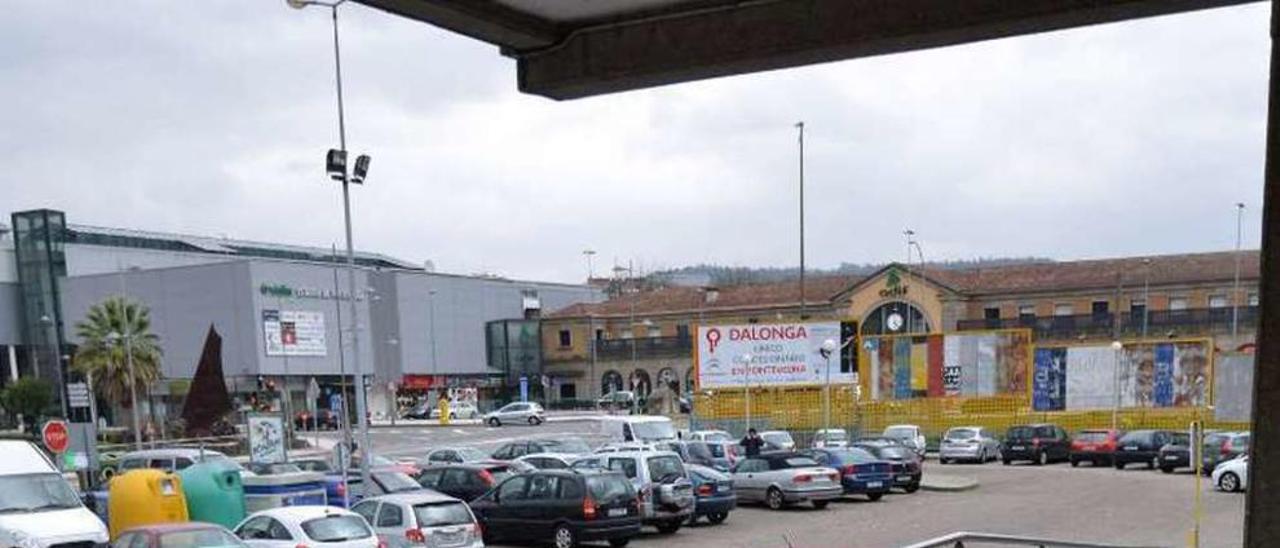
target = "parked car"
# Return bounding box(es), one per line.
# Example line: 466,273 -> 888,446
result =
245,462 -> 303,476
351,491 -> 483,548
595,442 -> 660,454
1213,456 -> 1249,492
1001,424 -> 1071,466
882,424 -> 927,457
599,416 -> 678,443
598,450 -> 694,533
431,402 -> 481,420
113,523 -> 246,548
685,464 -> 736,525
292,458 -> 356,507
113,448 -> 239,477
811,428 -> 850,449
483,402 -> 546,426
597,390 -> 638,411
939,426 -> 1001,464
1158,431 -> 1193,473
1113,430 -> 1176,470
0,440 -> 109,548
363,470 -> 427,497
759,430 -> 796,451
1202,431 -> 1250,474
696,440 -> 738,470
234,506 -> 378,548
490,438 -> 593,460
517,453 -> 582,470
295,410 -> 340,431
469,470 -> 641,548
686,430 -> 733,443
801,447 -> 892,501
730,452 -> 842,510
419,447 -> 491,465
684,441 -> 730,470
852,440 -> 922,493
402,403 -> 433,420
417,462 -> 520,502
1069,429 -> 1122,467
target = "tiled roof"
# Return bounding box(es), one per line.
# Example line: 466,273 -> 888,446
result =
547,250 -> 1259,318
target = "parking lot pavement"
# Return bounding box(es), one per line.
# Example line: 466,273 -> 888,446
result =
490,462 -> 1245,548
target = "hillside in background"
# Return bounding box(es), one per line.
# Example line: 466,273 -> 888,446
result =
649,257 -> 1052,287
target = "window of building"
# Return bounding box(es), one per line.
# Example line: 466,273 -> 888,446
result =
595,328 -> 605,340
1018,305 -> 1036,319
1169,297 -> 1189,311
558,329 -> 572,348
983,307 -> 1000,320
1208,295 -> 1228,309
1091,300 -> 1109,315
1053,304 -> 1074,316
1249,293 -> 1260,307
1130,299 -> 1146,317
647,326 -> 662,338
676,324 -> 690,340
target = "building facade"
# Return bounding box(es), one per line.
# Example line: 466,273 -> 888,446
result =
540,251 -> 1260,402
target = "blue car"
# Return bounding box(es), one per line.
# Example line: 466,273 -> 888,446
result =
686,463 -> 736,525
801,447 -> 893,501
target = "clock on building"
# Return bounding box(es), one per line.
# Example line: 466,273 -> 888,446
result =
886,312 -> 905,332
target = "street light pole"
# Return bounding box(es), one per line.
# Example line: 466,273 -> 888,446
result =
1111,340 -> 1123,431
1142,258 -> 1151,338
1233,202 -> 1245,338
742,353 -> 753,432
821,339 -> 836,435
796,122 -> 806,321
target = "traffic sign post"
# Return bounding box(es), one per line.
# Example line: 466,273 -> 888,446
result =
42,420 -> 70,454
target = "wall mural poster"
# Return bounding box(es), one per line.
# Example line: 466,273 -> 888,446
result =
997,331 -> 1031,394
263,309 -> 326,357
942,336 -> 961,396
877,339 -> 895,399
1065,346 -> 1116,410
927,335 -> 945,397
1153,344 -> 1175,407
1032,347 -> 1067,411
893,337 -> 912,400
975,336 -> 997,396
910,339 -> 929,394
1173,342 -> 1209,406
959,335 -> 980,396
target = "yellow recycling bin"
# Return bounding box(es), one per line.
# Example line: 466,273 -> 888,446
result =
108,469 -> 190,539
438,398 -> 451,425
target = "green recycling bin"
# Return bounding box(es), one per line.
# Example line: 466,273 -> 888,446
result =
177,460 -> 246,529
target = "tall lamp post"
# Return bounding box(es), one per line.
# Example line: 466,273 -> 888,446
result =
1111,340 -> 1123,431
741,353 -> 753,431
819,339 -> 837,435
1233,202 -> 1245,338
795,122 -> 806,320
286,0 -> 374,486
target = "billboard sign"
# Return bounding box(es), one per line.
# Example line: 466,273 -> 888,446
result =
263,309 -> 327,356
696,322 -> 848,389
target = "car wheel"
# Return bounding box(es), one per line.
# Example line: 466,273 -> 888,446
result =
1160,467 -> 1174,474
939,457 -> 949,465
553,523 -> 578,548
868,492 -> 884,502
608,539 -> 631,547
977,448 -> 986,463
528,416 -> 541,425
449,413 -> 457,420
1002,459 -> 1011,466
812,500 -> 829,509
1036,451 -> 1048,466
1148,457 -> 1158,470
488,417 -> 501,427
766,487 -> 786,510
706,512 -> 728,525
1070,458 -> 1079,468
655,520 -> 681,534
903,483 -> 920,494
1115,461 -> 1126,470
1220,471 -> 1241,492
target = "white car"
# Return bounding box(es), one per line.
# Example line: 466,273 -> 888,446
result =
0,441 -> 109,548
812,429 -> 849,448
687,430 -> 734,443
483,402 -> 545,426
430,402 -> 480,420
514,453 -> 583,470
1213,456 -> 1249,492
760,430 -> 796,451
351,492 -> 484,548
595,442 -> 660,454
883,424 -> 927,457
234,506 -> 378,548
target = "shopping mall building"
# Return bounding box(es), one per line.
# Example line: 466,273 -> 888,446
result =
0,209 -> 598,425
540,251 -> 1260,403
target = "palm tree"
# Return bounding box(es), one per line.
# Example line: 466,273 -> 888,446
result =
72,296 -> 163,409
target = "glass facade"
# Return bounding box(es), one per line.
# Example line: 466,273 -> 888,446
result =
485,319 -> 542,385
11,209 -> 69,412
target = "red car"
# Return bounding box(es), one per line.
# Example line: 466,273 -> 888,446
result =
112,522 -> 245,548
1069,429 -> 1122,467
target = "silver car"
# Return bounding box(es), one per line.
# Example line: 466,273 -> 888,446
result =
483,402 -> 546,427
352,491 -> 483,548
600,450 -> 694,533
730,453 -> 842,510
939,426 -> 1002,464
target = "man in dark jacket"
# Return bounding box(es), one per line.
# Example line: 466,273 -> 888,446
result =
740,428 -> 765,457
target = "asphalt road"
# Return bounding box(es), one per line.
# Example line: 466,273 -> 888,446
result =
317,418 -> 1247,548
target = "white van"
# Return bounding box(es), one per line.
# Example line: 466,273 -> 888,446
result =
0,440 -> 108,547
598,415 -> 678,443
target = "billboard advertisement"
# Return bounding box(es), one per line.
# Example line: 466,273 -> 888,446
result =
1044,340 -> 1212,411
696,322 -> 848,389
862,331 -> 1031,401
263,309 -> 327,357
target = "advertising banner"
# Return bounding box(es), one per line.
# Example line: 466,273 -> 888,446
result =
696,322 -> 847,388
1032,347 -> 1067,411
263,309 -> 326,357
248,414 -> 286,464
1214,354 -> 1254,422
1053,340 -> 1211,411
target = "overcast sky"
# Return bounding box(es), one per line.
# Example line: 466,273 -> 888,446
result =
1,2 -> 1269,284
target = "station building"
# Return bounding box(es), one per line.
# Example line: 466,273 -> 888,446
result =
0,208 -> 598,425
540,251 -> 1260,403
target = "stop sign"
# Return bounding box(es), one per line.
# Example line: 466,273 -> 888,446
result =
42,420 -> 69,454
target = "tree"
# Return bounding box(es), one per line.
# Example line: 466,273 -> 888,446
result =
1,378 -> 55,433
72,296 -> 163,410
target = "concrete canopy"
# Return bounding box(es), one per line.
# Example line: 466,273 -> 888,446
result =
357,0 -> 1259,99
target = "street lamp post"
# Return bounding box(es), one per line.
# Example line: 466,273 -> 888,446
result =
1142,258 -> 1152,338
741,353 -> 753,431
286,0 -> 373,486
1233,202 -> 1245,338
820,339 -> 837,434
1111,340 -> 1123,431
109,331 -> 144,451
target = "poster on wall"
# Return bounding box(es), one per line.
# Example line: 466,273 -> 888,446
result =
1032,347 -> 1067,411
248,414 -> 286,464
862,331 -> 1030,401
696,322 -> 848,389
1054,340 -> 1211,411
263,309 -> 327,356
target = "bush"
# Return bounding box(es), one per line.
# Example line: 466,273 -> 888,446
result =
0,378 -> 56,433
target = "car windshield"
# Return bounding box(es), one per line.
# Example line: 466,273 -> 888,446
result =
783,457 -> 820,468
884,427 -> 916,439
1204,433 -> 1231,446
688,443 -> 714,459
946,429 -> 977,440
542,438 -> 592,454
0,473 -> 82,513
252,463 -> 301,475
823,431 -> 848,441
1120,431 -> 1152,444
762,432 -> 793,445
413,501 -> 474,528
1075,431 -> 1110,442
632,421 -> 677,440
704,443 -> 726,458
300,515 -> 373,541
869,446 -> 912,461
1170,433 -> 1190,445
700,432 -> 732,442
1007,427 -> 1036,440
295,460 -> 334,473
449,448 -> 485,461
373,472 -> 423,493
501,403 -> 526,412
586,475 -> 634,501
647,455 -> 685,481
159,528 -> 244,548
487,466 -> 516,483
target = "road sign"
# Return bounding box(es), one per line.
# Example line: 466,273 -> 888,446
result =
42,420 -> 69,454
67,383 -> 91,409
519,376 -> 529,402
